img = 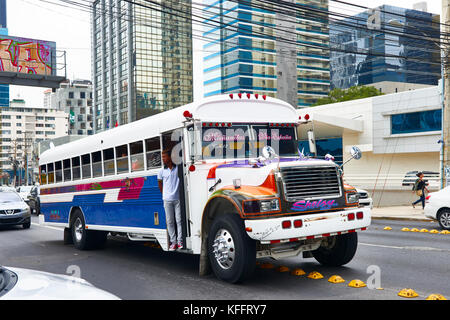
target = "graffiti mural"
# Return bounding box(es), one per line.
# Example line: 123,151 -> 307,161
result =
0,36 -> 56,75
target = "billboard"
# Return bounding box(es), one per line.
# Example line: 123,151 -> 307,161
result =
0,35 -> 56,76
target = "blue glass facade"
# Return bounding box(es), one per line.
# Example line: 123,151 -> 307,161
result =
330,5 -> 441,89
0,0 -> 8,108
391,109 -> 441,134
203,0 -> 330,107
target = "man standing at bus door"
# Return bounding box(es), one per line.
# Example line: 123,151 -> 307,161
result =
158,149 -> 183,251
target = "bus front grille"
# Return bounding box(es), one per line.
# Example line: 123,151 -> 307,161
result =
280,166 -> 342,201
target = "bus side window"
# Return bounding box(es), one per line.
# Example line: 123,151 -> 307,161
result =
145,137 -> 161,169
81,154 -> 91,179
116,144 -> 129,173
103,148 -> 115,176
55,161 -> 62,183
72,156 -> 81,180
92,151 -> 102,177
40,165 -> 47,185
130,141 -> 144,172
47,163 -> 55,184
63,159 -> 71,182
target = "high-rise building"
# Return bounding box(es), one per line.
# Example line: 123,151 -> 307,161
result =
202,0 -> 330,108
330,5 -> 441,93
45,79 -> 94,136
91,0 -> 193,132
0,99 -> 68,184
0,0 -> 9,108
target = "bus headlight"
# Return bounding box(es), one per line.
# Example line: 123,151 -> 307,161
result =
346,192 -> 360,204
260,199 -> 280,212
243,198 -> 280,214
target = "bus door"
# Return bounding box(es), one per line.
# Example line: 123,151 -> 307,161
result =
161,130 -> 190,250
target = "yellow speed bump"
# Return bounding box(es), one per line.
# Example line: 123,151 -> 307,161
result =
429,229 -> 439,234
398,288 -> 419,298
291,268 -> 306,276
401,227 -> 410,232
426,294 -> 447,300
419,229 -> 429,233
259,263 -> 275,269
307,271 -> 324,280
383,226 -> 392,231
348,279 -> 366,288
440,230 -> 450,234
328,275 -> 345,284
276,266 -> 290,273
410,228 -> 420,232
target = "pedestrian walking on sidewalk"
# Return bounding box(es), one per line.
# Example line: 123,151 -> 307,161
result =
412,172 -> 429,209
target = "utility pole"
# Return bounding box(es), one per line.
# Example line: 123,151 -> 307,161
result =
442,0 -> 450,187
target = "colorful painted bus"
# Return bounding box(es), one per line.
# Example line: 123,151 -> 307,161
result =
39,94 -> 371,283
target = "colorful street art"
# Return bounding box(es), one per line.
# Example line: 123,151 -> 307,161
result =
0,36 -> 55,75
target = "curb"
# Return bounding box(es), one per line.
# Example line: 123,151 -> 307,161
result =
372,216 -> 434,222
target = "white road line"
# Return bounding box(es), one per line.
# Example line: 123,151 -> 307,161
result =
31,222 -> 64,232
360,242 -> 450,252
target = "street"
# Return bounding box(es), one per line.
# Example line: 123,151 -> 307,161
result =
0,216 -> 448,300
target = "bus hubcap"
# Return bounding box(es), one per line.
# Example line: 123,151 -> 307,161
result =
74,218 -> 84,242
212,228 -> 235,270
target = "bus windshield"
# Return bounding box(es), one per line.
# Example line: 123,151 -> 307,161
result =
201,124 -> 298,159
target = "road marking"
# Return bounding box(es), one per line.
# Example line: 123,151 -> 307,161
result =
31,222 -> 64,232
360,242 -> 450,253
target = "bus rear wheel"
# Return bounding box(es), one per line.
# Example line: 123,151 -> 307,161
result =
71,209 -> 108,250
312,233 -> 358,267
207,214 -> 256,283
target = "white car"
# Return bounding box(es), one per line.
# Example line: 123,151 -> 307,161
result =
424,187 -> 450,230
356,188 -> 373,209
0,266 -> 120,300
16,186 -> 35,203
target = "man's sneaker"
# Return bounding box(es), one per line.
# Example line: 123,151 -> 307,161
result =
169,243 -> 177,251
177,241 -> 183,250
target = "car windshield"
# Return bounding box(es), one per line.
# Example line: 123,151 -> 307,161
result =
18,186 -> 33,193
201,124 -> 298,159
0,191 -> 22,203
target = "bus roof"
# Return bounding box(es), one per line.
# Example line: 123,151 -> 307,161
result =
39,94 -> 297,164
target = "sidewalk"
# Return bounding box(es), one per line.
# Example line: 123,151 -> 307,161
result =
371,206 -> 433,221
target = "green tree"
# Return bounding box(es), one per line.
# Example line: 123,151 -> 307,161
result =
312,85 -> 383,106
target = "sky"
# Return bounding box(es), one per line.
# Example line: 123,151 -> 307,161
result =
6,0 -> 444,107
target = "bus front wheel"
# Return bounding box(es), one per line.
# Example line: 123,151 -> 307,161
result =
70,209 -> 107,250
207,214 -> 256,283
312,232 -> 358,266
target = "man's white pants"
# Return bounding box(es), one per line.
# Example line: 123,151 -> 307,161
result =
164,199 -> 182,244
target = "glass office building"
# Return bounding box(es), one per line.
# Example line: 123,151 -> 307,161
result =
91,0 -> 193,132
203,0 -> 330,107
0,0 -> 9,108
330,5 -> 441,90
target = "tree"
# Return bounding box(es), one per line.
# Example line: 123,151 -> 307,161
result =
312,85 -> 383,106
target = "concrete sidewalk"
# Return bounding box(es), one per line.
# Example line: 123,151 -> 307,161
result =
371,205 -> 433,221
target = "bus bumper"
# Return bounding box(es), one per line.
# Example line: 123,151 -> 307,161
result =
244,207 -> 371,244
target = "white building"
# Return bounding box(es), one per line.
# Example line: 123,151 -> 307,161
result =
45,79 -> 94,136
0,98 -> 68,184
297,86 -> 441,206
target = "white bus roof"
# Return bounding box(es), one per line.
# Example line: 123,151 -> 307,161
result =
39,94 -> 297,164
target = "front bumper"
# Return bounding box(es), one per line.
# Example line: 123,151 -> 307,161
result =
245,207 -> 371,244
0,210 -> 31,226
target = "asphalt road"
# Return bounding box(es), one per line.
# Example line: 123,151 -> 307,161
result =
0,216 -> 448,300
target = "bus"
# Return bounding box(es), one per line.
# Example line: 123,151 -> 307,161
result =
38,94 -> 371,283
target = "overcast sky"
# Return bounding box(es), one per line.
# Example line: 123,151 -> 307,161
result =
7,0 -> 443,106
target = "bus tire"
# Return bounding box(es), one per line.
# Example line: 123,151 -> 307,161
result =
207,214 -> 256,284
312,232 -> 358,267
71,209 -> 107,250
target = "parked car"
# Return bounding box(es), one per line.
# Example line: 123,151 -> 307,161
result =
26,187 -> 40,215
402,171 -> 439,188
356,188 -> 373,209
424,187 -> 450,230
0,188 -> 31,229
16,186 -> 35,204
0,266 -> 120,300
